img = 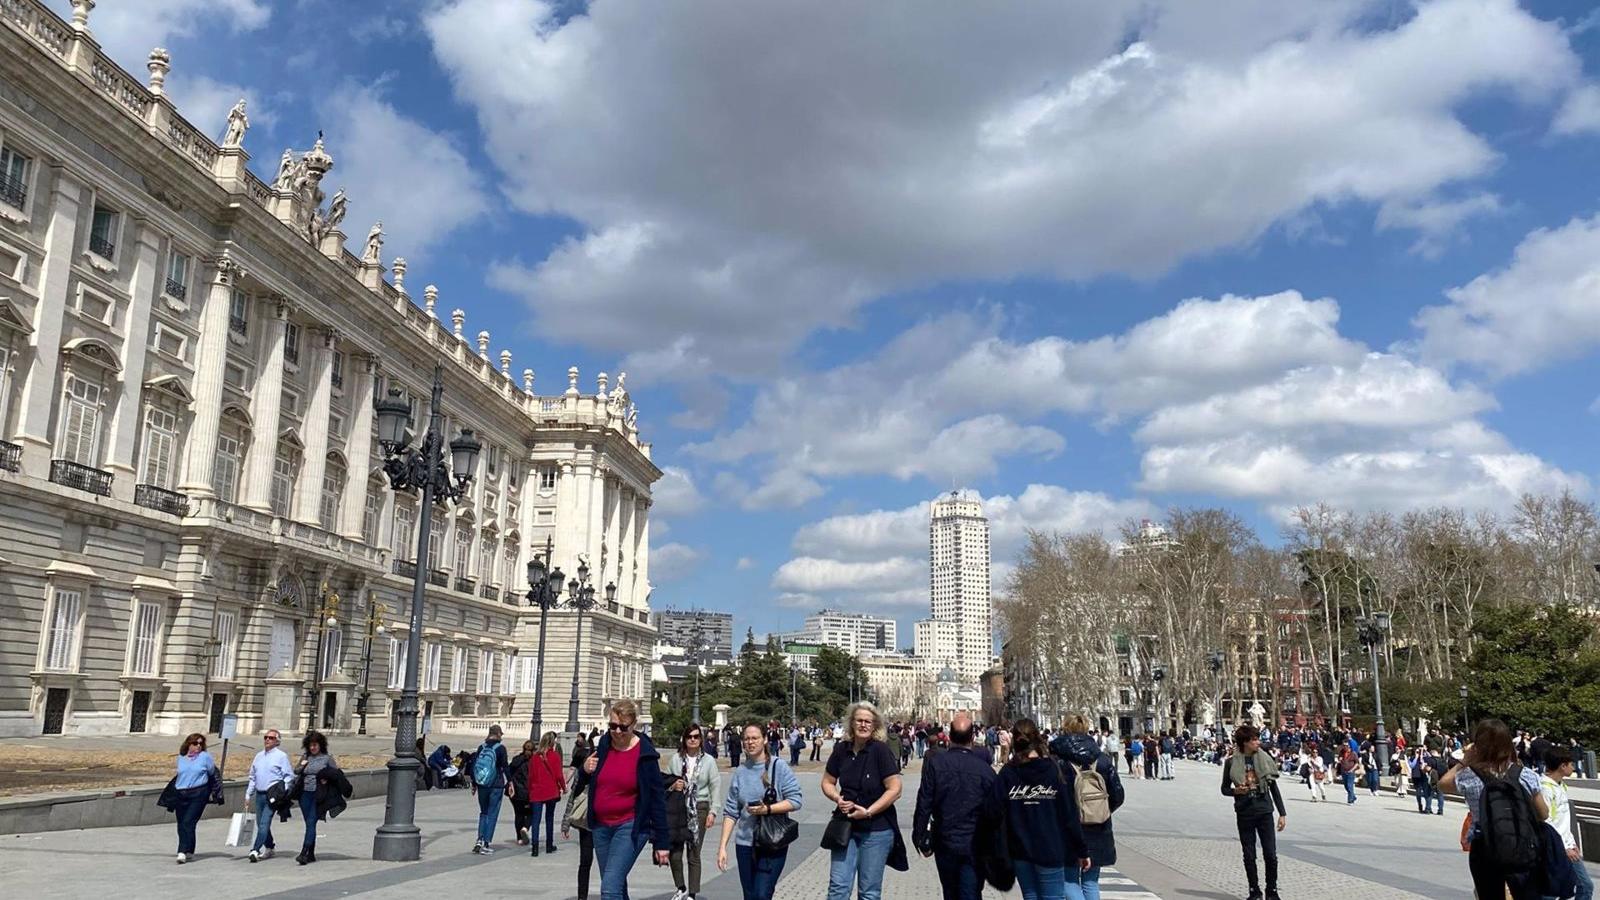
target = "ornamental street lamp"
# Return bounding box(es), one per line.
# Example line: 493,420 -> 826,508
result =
371,364 -> 480,863
1150,663 -> 1166,733
1207,651 -> 1225,731
685,623 -> 706,725
1459,684 -> 1470,735
356,594 -> 387,736
790,662 -> 799,727
305,584 -> 340,734
562,559 -> 606,734
525,536 -> 565,744
1356,611 -> 1392,771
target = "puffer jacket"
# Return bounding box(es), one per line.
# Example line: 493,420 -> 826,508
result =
1049,733 -> 1125,867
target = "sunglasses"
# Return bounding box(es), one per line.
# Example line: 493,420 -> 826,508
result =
687,733 -> 702,740
608,722 -> 630,732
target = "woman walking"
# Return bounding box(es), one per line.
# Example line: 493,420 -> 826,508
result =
669,723 -> 722,900
821,701 -> 908,900
717,723 -> 804,899
170,732 -> 215,864
527,731 -> 566,856
509,740 -> 535,845
1220,725 -> 1286,900
574,699 -> 671,900
293,730 -> 348,865
994,718 -> 1088,900
562,771 -> 597,900
571,732 -> 593,771
1050,714 -> 1125,900
1438,719 -> 1549,900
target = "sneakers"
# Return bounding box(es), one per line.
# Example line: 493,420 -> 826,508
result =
261,848 -> 275,860
248,850 -> 259,863
1266,892 -> 1283,900
472,841 -> 484,854
545,843 -> 558,854
175,853 -> 187,865
479,845 -> 496,856
1246,890 -> 1262,900
670,891 -> 688,900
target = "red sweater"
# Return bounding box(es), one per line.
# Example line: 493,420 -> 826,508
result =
528,749 -> 565,803
592,741 -> 640,826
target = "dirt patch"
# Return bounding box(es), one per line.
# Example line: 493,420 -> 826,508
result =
0,745 -> 394,798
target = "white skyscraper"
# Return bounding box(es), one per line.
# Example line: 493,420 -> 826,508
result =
927,492 -> 991,681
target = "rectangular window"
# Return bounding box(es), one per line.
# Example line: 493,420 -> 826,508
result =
423,642 -> 442,692
58,375 -> 102,465
129,600 -> 162,676
539,467 -> 556,491
321,627 -> 342,680
501,653 -> 516,694
394,505 -> 416,560
521,656 -> 537,692
140,406 -> 179,488
330,352 -> 345,390
501,542 -> 517,588
151,322 -> 187,360
0,145 -> 28,209
213,432 -> 242,503
451,647 -> 467,693
477,650 -> 494,694
484,488 -> 499,517
363,490 -> 380,544
427,518 -> 445,565
477,535 -> 492,584
327,412 -> 346,440
319,468 -> 342,527
283,322 -> 301,366
485,445 -> 501,478
280,387 -> 301,418
387,636 -> 405,689
270,450 -> 297,516
44,588 -> 82,671
454,530 -> 472,576
164,250 -> 189,300
88,206 -> 118,259
223,361 -> 248,389
228,290 -> 249,336
211,609 -> 237,679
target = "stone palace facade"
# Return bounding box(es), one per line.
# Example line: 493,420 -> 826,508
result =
0,0 -> 660,738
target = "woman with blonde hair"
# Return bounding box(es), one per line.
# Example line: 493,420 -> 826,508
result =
527,730 -> 566,856
821,701 -> 908,900
574,699 -> 671,900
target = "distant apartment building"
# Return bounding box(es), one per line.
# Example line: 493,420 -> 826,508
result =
927,491 -> 991,681
651,608 -> 734,658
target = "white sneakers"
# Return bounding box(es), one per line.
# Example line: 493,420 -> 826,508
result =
670,891 -> 688,900
472,841 -> 496,855
248,850 -> 259,863
175,853 -> 187,864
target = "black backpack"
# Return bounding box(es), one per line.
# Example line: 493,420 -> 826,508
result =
1478,764 -> 1540,872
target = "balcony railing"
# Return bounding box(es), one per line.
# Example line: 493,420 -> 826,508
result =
607,600 -> 619,615
49,459 -> 113,496
88,233 -> 115,259
428,568 -> 450,587
164,278 -> 187,301
503,589 -> 518,605
134,483 -> 190,516
479,583 -> 498,600
393,558 -> 417,578
455,576 -> 476,594
229,315 -> 247,337
331,369 -> 344,390
284,343 -> 300,366
0,171 -> 25,209
0,440 -> 20,472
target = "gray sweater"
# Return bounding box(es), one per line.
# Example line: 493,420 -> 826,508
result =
721,756 -> 803,847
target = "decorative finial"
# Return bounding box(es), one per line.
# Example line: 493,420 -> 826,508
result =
422,285 -> 437,318
499,350 -> 512,376
391,257 -> 407,293
70,0 -> 94,32
597,371 -> 609,397
567,366 -> 579,393
451,307 -> 464,337
146,48 -> 171,97
523,369 -> 535,393
477,330 -> 490,359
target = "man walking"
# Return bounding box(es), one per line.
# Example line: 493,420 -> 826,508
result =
913,713 -> 996,900
244,729 -> 295,862
1541,749 -> 1594,900
1221,725 -> 1286,900
469,724 -> 511,854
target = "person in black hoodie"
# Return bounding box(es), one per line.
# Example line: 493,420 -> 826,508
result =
991,718 -> 1088,900
1049,714 -> 1126,900
508,740 -> 534,845
1221,725 -> 1286,900
913,712 -> 996,900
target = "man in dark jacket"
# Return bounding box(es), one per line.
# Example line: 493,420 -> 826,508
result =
913,713 -> 996,900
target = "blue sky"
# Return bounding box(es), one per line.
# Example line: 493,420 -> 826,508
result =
60,0 -> 1600,648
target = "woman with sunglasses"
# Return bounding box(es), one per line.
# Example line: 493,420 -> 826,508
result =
667,723 -> 723,900
171,732 -> 215,864
574,699 -> 671,900
717,723 -> 804,899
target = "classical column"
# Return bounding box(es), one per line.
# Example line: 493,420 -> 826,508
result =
240,298 -> 289,513
587,459 -> 606,580
15,170 -> 83,470
339,354 -> 376,540
292,327 -> 335,524
178,255 -> 237,495
615,488 -> 635,606
554,458 -> 578,570
105,222 -> 161,496
635,499 -> 650,607
603,476 -> 622,595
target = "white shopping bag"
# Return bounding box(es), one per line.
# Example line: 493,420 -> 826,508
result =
225,811 -> 254,847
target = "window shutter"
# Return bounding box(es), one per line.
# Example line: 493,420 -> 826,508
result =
46,589 -> 81,670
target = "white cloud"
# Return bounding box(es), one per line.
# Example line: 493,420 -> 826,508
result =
735,557 -> 756,571
1376,192 -> 1502,258
651,543 -> 705,583
1414,214 -> 1600,376
770,557 -> 924,595
51,0 -> 270,71
427,0 -> 1585,378
316,83 -> 491,263
651,467 -> 704,518
164,74 -> 278,145
1553,84 -> 1600,135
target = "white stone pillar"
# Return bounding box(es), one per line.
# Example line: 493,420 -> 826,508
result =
178,256 -> 237,495
339,354 -> 376,540
616,488 -> 635,606
603,475 -> 622,594
554,458 -> 578,570
105,222 -> 161,496
292,327 -> 334,524
15,170 -> 83,470
240,299 -> 289,513
636,499 -> 651,608
587,459 -> 606,583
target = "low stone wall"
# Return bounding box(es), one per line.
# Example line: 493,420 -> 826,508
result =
0,767 -> 392,836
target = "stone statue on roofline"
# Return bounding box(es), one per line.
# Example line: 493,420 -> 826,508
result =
222,99 -> 249,148
362,221 -> 384,264
274,148 -> 295,189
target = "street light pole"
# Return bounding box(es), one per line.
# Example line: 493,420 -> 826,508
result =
356,594 -> 386,736
790,663 -> 798,726
371,365 -> 480,863
1151,663 -> 1166,734
1357,612 -> 1392,773
686,623 -> 705,725
1207,651 -> 1224,734
305,584 -> 339,734
562,562 -> 605,734
525,536 -> 565,745
1459,684 -> 1470,735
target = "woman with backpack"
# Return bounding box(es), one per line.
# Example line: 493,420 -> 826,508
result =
1050,714 -> 1126,900
717,722 -> 804,899
1221,725 -> 1286,900
992,718 -> 1089,900
468,724 -> 511,854
527,731 -> 566,856
1438,719 -> 1550,900
1128,736 -> 1143,779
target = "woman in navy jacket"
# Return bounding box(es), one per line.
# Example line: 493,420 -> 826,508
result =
992,719 -> 1088,900
1050,715 -> 1126,898
572,700 -> 670,900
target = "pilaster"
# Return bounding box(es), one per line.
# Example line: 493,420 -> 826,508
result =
177,256 -> 237,495
587,459 -> 606,580
105,221 -> 161,498
240,298 -> 288,513
339,354 -> 376,540
16,169 -> 84,469
554,458 -> 578,575
292,327 -> 334,524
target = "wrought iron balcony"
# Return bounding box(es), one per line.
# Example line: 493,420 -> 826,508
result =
607,600 -> 619,615
331,369 -> 344,390
428,568 -> 450,587
479,583 -> 498,600
0,440 -> 19,472
134,483 -> 190,516
503,589 -> 518,605
49,459 -> 113,496
0,172 -> 25,209
164,277 -> 187,301
393,558 -> 417,578
229,315 -> 248,337
454,576 -> 476,594
88,233 -> 116,259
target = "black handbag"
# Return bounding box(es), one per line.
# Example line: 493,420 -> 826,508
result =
753,759 -> 799,851
821,811 -> 852,850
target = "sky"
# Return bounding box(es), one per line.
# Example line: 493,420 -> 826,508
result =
55,0 -> 1600,649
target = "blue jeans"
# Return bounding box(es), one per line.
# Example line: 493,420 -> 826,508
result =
736,843 -> 789,899
1064,864 -> 1102,900
827,828 -> 894,900
933,851 -> 983,900
593,819 -> 644,900
529,799 -> 557,849
1546,857 -> 1596,900
250,791 -> 276,852
1014,860 -> 1067,900
476,786 -> 505,845
299,789 -> 318,849
1342,772 -> 1356,803
1431,783 -> 1445,814
174,786 -> 208,855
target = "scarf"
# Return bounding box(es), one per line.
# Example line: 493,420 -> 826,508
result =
1227,748 -> 1279,796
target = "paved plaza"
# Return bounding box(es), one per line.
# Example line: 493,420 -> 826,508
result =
0,757 -> 1594,898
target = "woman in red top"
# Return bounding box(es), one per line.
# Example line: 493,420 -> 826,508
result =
576,699 -> 671,900
527,730 -> 566,856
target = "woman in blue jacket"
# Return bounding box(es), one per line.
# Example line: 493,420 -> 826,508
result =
572,699 -> 671,900
993,719 -> 1089,900
172,732 -> 215,864
717,723 -> 804,899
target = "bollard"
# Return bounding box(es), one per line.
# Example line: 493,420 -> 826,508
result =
1586,750 -> 1597,780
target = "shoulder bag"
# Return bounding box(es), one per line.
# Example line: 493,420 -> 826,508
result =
822,744 -> 868,850
753,758 -> 800,851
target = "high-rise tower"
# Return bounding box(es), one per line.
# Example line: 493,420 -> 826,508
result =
928,491 -> 991,681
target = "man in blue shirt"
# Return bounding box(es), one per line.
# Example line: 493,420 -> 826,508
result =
244,729 -> 295,861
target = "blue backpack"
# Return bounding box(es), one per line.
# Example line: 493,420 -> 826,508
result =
472,742 -> 499,786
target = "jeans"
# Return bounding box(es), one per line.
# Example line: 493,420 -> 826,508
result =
1366,770 -> 1379,793
299,789 -> 318,850
174,786 -> 208,855
933,851 -> 983,900
1064,864 -> 1102,900
1158,755 -> 1174,779
1236,811 -> 1278,893
791,745 -> 802,766
593,820 -> 644,900
827,828 -> 895,900
250,791 -> 276,852
1430,782 -> 1445,814
1014,860 -> 1067,900
529,799 -> 557,849
736,842 -> 789,899
1342,772 -> 1357,803
476,786 -> 505,845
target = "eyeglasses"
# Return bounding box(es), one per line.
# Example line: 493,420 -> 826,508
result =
608,722 -> 630,732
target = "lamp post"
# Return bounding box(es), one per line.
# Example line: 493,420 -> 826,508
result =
1207,651 -> 1224,732
685,623 -> 705,725
1459,684 -> 1470,736
1150,663 -> 1166,733
356,594 -> 387,736
563,559 -> 605,734
1356,611 -> 1391,772
524,536 -> 565,744
305,583 -> 340,734
790,662 -> 798,727
370,364 -> 481,862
